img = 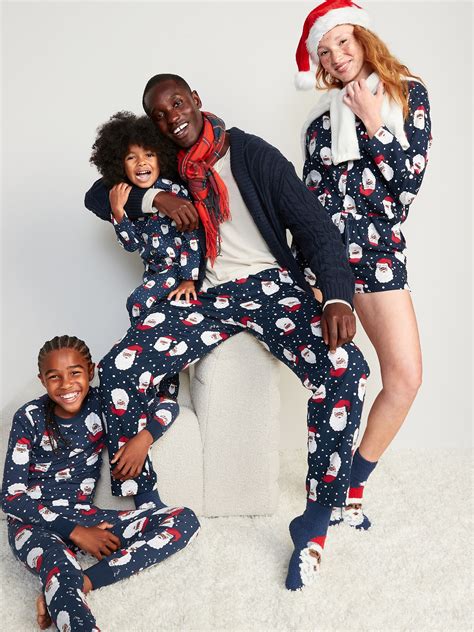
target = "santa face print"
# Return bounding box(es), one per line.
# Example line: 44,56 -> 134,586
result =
358,375 -> 367,401
38,349 -> 94,419
136,312 -> 166,331
85,412 -> 103,439
311,384 -> 326,403
310,316 -> 322,337
15,526 -> 32,550
56,610 -> 71,632
200,331 -> 227,346
155,409 -> 173,426
308,478 -> 318,502
412,154 -> 425,175
80,478 -> 95,495
413,106 -> 425,129
114,346 -> 142,371
305,169 -> 322,189
399,191 -> 416,206
111,388 -> 129,416
121,480 -> 139,496
12,438 -> 30,465
27,546 -> 44,571
180,312 -> 204,326
317,24 -> 370,85
276,317 -> 295,335
329,401 -> 350,431
382,197 -> 395,219
138,371 -> 152,392
328,347 -> 348,377
154,336 -> 176,352
308,132 -> 317,156
322,452 -> 342,482
368,223 -> 380,246
319,146 -> 332,166
26,484 -> 42,499
45,569 -> 60,605
360,168 -> 376,196
348,242 -> 363,264
261,280 -> 280,296
307,429 -> 317,454
375,259 -> 394,283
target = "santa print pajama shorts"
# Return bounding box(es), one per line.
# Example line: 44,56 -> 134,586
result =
99,267 -> 369,506
8,505 -> 199,631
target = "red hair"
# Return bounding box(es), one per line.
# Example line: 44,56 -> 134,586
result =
315,26 -> 423,119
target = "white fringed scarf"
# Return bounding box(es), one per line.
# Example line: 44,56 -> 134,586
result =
301,73 -> 414,165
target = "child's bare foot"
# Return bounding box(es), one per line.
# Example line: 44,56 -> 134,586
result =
36,594 -> 52,629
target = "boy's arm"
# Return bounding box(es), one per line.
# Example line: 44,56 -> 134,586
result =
1,409 -> 77,539
85,177 -> 199,228
84,178 -> 149,221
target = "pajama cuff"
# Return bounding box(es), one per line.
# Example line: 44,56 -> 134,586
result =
146,421 -> 165,442
51,516 -> 77,539
84,560 -> 113,590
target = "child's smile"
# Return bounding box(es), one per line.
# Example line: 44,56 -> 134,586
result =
38,349 -> 95,418
124,144 -> 160,188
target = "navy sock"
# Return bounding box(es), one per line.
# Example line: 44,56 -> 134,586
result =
133,489 -> 165,510
345,449 -> 378,530
285,501 -> 331,591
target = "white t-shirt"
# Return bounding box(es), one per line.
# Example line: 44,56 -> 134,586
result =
201,149 -> 279,290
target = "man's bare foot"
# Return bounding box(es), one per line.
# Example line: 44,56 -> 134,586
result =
36,594 -> 52,629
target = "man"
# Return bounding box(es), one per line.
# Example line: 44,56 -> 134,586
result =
85,74 -> 369,590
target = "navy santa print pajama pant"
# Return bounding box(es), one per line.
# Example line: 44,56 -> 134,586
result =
99,268 -> 369,507
8,505 -> 199,631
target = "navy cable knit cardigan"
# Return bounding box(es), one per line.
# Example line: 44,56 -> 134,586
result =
85,127 -> 355,306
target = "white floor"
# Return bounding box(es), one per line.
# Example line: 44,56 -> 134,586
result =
1,449 -> 472,632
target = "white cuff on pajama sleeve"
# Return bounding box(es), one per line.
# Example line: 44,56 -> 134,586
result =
142,188 -> 165,213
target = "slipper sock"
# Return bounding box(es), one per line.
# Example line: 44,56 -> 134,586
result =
285,501 -> 331,591
133,489 -> 165,510
345,449 -> 378,530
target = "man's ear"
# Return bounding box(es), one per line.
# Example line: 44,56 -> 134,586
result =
192,90 -> 202,109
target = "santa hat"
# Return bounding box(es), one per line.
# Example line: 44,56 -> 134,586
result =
376,258 -> 392,267
125,345 -> 143,354
166,527 -> 182,542
295,0 -> 371,90
15,437 -> 31,447
374,154 -> 386,165
334,399 -> 351,411
307,535 -> 326,556
308,426 -> 317,435
45,566 -> 60,586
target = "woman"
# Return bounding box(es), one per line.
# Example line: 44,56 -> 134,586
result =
295,0 -> 431,529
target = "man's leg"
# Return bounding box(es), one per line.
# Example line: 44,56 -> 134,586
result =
84,505 -> 200,589
224,269 -> 369,589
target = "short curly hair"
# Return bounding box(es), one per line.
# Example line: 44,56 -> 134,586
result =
90,111 -> 178,186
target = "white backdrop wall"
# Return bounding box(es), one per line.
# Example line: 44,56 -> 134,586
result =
1,1 -> 472,450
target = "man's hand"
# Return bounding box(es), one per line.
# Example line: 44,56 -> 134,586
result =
154,191 -> 199,231
69,523 -> 121,560
109,183 -> 132,222
111,429 -> 153,481
321,303 -> 356,352
168,280 -> 197,302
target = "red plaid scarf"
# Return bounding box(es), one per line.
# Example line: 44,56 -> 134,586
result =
177,112 -> 230,264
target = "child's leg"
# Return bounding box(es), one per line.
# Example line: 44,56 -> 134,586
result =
8,522 -> 98,631
84,505 -> 200,589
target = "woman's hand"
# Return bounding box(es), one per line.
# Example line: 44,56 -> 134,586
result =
69,523 -> 121,560
343,80 -> 384,137
109,183 -> 132,222
111,429 -> 154,481
168,280 -> 197,302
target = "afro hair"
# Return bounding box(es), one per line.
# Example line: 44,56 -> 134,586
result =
90,111 -> 179,186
